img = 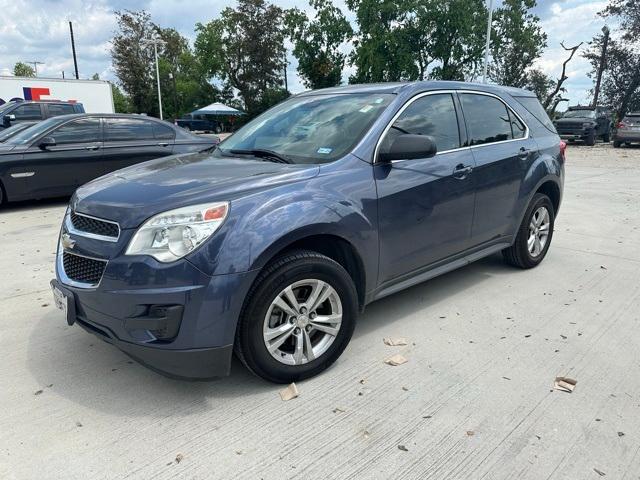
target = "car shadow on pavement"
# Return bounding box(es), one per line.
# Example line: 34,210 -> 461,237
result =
26,252 -> 514,417
1,197 -> 69,213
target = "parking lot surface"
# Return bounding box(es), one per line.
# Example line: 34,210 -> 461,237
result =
1,144 -> 639,479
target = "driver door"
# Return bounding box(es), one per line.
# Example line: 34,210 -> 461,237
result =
374,92 -> 476,284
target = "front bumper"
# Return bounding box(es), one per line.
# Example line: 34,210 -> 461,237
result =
52,216 -> 257,379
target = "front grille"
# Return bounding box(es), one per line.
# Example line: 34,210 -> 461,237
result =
62,252 -> 107,285
556,123 -> 584,134
70,211 -> 119,239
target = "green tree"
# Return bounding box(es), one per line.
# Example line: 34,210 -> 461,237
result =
194,0 -> 287,116
489,0 -> 547,87
13,62 -> 36,77
111,83 -> 133,113
285,0 -> 353,89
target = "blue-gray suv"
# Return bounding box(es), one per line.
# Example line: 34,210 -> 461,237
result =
51,81 -> 565,383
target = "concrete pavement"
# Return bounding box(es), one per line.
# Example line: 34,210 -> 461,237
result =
1,143 -> 639,479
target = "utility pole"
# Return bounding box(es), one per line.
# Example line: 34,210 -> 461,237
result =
141,37 -> 166,120
25,61 -> 44,76
592,26 -> 610,108
62,71 -> 65,79
482,0 -> 494,83
69,21 -> 79,79
283,52 -> 288,92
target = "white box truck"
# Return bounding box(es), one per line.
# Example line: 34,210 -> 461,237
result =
0,76 -> 114,113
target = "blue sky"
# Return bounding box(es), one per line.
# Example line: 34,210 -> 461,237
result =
0,0 -> 612,108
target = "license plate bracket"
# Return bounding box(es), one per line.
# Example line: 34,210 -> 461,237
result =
50,280 -> 76,326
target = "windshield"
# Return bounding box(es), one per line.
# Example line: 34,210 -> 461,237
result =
215,93 -> 394,164
0,102 -> 19,115
0,122 -> 34,142
562,109 -> 596,119
5,116 -> 66,145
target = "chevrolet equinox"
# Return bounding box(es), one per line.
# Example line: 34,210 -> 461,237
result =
51,81 -> 565,383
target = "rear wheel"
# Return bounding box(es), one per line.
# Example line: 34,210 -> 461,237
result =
503,193 -> 555,269
603,132 -> 610,143
585,131 -> 596,146
235,250 -> 358,383
613,140 -> 621,148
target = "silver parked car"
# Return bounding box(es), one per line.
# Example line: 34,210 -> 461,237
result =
613,112 -> 640,147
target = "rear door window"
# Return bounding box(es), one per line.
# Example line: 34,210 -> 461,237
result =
47,104 -> 76,117
515,96 -> 556,133
105,118 -> 155,142
460,94 -> 514,146
13,104 -> 43,120
509,110 -> 526,139
153,122 -> 176,140
51,118 -> 102,144
380,93 -> 461,155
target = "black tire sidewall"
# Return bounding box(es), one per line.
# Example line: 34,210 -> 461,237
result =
239,255 -> 358,383
517,194 -> 555,267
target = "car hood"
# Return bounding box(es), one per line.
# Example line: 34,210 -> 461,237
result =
73,151 -> 320,229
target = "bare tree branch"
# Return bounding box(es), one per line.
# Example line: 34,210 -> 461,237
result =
543,42 -> 583,109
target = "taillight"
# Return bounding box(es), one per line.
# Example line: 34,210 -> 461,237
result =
617,121 -> 627,129
559,140 -> 567,162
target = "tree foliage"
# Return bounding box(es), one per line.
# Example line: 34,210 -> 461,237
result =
194,0 -> 288,116
489,0 -> 547,88
13,62 -> 36,77
285,0 -> 353,89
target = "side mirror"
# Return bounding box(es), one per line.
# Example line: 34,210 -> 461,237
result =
2,114 -> 15,127
38,136 -> 57,150
378,134 -> 437,162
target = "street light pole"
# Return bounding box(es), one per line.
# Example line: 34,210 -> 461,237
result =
482,0 -> 494,83
142,38 -> 166,120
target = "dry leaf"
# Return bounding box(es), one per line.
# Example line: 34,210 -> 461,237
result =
175,453 -> 184,464
384,354 -> 408,366
332,407 -> 345,413
383,337 -> 409,346
466,430 -> 475,436
554,377 -> 577,393
279,383 -> 299,401
398,445 -> 408,451
593,467 -> 606,476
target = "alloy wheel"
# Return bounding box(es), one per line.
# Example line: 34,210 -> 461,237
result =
528,206 -> 550,257
263,279 -> 342,366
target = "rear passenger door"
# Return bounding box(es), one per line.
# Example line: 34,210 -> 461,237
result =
102,117 -> 175,174
458,92 -> 537,245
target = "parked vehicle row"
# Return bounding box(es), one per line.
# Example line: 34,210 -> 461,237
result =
0,113 -> 218,204
553,105 -> 612,146
0,99 -> 85,130
175,113 -> 224,134
50,81 -> 564,383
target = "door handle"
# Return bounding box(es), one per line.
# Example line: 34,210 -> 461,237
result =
452,164 -> 473,179
85,145 -> 100,151
518,147 -> 531,159
157,142 -> 169,147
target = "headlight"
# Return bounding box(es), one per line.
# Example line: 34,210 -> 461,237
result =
126,202 -> 229,262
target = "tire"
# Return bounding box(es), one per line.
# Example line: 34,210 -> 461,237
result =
0,182 -> 4,205
613,140 -> 621,148
183,125 -> 191,132
503,193 -> 555,269
235,250 -> 358,383
214,125 -> 223,134
603,132 -> 610,143
585,131 -> 596,146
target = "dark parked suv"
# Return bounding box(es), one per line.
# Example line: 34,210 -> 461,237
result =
553,105 -> 612,145
51,81 -> 564,383
0,100 -> 84,130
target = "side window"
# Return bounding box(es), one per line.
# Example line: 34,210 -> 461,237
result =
509,111 -> 526,139
47,104 -> 76,117
51,118 -> 102,144
153,122 -> 176,140
105,118 -> 155,142
13,104 -> 43,120
380,93 -> 460,155
460,94 -> 514,146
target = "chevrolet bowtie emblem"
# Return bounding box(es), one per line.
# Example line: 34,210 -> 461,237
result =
61,233 -> 76,250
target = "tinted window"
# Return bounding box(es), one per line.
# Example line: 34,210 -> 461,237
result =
105,118 -> 155,141
514,96 -> 555,133
154,122 -> 176,140
13,104 -> 43,120
47,104 -> 76,117
509,111 -> 526,139
380,93 -> 460,154
52,118 -> 102,144
460,94 -> 513,146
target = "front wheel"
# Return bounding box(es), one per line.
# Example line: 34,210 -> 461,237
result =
613,140 -> 621,148
585,131 -> 596,146
235,250 -> 358,383
503,193 -> 555,269
603,132 -> 610,143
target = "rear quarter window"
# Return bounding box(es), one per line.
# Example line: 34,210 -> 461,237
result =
515,96 -> 556,133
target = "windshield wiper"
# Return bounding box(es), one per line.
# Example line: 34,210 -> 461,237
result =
229,148 -> 293,164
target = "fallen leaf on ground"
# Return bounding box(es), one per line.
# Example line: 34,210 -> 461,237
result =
617,431 -> 625,437
402,386 -> 409,391
332,407 -> 345,413
554,377 -> 577,393
384,354 -> 408,366
600,265 -> 607,270
466,431 -> 475,436
34,390 -> 43,396
175,453 -> 184,464
383,337 -> 408,346
593,467 -> 606,476
398,445 -> 408,451
75,421 -> 82,427
279,383 -> 299,401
